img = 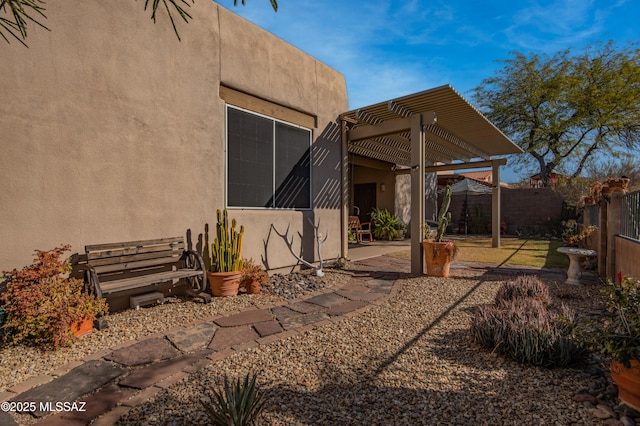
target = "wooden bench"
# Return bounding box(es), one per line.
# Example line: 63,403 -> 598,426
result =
84,237 -> 209,326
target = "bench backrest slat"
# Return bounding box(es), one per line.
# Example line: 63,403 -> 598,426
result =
85,237 -> 186,274
92,255 -> 181,274
85,237 -> 184,253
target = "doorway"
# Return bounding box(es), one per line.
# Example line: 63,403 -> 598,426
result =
354,183 -> 377,223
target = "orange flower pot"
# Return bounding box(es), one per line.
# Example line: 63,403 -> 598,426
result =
71,318 -> 93,337
611,359 -> 640,412
207,271 -> 242,297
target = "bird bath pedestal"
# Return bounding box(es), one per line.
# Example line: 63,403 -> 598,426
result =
557,247 -> 597,285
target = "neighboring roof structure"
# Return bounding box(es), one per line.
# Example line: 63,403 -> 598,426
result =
340,85 -> 522,166
459,170 -> 493,182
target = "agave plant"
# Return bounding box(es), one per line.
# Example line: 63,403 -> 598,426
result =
201,372 -> 265,426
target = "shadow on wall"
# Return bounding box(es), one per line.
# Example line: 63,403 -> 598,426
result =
262,120 -> 342,271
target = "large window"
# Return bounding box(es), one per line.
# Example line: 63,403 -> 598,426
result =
226,106 -> 312,209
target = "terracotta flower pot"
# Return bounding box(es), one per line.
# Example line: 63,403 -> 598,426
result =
71,318 -> 93,337
207,271 -> 242,297
611,359 -> 640,412
243,279 -> 261,294
422,240 -> 456,278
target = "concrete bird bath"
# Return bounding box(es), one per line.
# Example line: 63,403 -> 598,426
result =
557,247 -> 597,285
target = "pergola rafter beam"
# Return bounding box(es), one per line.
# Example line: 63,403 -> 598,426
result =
425,124 -> 490,159
348,112 -> 437,143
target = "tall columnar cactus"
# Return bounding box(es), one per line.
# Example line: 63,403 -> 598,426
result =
435,185 -> 452,242
209,209 -> 244,272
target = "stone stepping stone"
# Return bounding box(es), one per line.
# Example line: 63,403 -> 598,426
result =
213,309 -> 273,327
286,300 -> 325,314
13,360 -> 124,417
119,349 -> 212,389
334,288 -> 385,302
271,305 -> 302,321
326,300 -> 368,316
253,320 -> 283,337
165,322 -> 217,353
279,312 -> 328,330
39,383 -> 137,425
0,412 -> 18,426
105,337 -> 180,366
208,325 -> 259,351
305,292 -> 348,308
364,279 -> 394,293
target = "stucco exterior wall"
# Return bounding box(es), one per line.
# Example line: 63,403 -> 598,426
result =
0,1 -> 347,272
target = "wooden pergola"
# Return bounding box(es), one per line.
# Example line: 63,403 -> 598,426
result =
339,85 -> 523,275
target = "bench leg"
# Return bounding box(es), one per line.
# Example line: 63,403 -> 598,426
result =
94,317 -> 109,331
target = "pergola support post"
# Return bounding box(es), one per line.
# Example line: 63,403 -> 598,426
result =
410,114 -> 425,275
491,159 -> 501,248
340,119 -> 350,259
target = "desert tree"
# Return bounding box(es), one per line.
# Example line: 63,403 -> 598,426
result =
0,0 -> 278,45
473,42 -> 640,186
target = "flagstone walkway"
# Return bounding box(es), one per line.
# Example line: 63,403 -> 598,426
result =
2,256 -> 410,426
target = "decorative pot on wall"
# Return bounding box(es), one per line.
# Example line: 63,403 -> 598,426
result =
207,271 -> 242,297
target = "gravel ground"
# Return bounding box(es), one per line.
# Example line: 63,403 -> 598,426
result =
0,269 -> 348,391
111,267 -> 631,426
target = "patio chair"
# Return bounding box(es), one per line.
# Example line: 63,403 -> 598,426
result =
348,215 -> 373,243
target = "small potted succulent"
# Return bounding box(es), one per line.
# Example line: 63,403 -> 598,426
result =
240,258 -> 268,294
576,273 -> 640,411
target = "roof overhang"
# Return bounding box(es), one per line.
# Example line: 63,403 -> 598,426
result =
340,85 -> 523,167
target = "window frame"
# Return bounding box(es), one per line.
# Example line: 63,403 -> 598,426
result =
225,105 -> 313,210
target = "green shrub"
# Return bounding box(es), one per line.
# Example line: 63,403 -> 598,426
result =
201,372 -> 265,426
470,281 -> 585,367
370,208 -> 404,241
1,245 -> 108,349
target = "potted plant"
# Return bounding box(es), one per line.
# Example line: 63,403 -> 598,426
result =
370,208 -> 401,241
576,273 -> 640,411
0,245 -> 108,349
603,177 -> 631,194
422,185 -> 458,277
205,209 -> 244,297
240,258 -> 268,294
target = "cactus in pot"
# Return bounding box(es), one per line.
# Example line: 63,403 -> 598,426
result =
435,185 -> 452,242
209,209 -> 244,273
205,209 -> 244,297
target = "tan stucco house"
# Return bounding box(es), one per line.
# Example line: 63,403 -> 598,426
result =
1,1 -> 521,277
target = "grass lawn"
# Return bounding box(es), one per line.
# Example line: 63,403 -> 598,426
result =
453,236 -> 569,269
389,236 -> 569,269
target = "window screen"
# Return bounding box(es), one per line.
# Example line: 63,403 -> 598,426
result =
226,106 -> 312,209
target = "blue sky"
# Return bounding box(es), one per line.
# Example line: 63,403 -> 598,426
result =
220,0 -> 639,182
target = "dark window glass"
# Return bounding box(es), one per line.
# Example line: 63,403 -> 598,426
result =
226,107 -> 311,209
227,108 -> 273,207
